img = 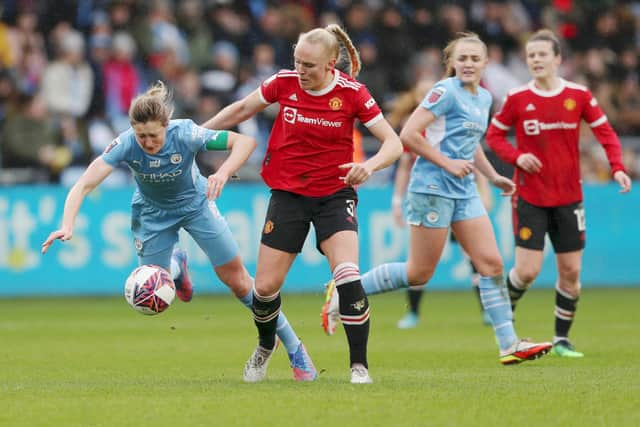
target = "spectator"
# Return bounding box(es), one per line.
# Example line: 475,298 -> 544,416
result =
176,0 -> 213,72
41,29 -> 93,119
103,31 -> 142,133
1,91 -> 71,181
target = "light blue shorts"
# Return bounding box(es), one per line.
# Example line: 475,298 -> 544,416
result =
131,198 -> 239,269
406,192 -> 487,228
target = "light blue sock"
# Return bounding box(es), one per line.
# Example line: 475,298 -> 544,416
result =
361,262 -> 409,295
479,275 -> 518,351
239,290 -> 300,354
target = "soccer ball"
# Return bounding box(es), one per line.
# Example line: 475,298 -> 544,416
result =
124,265 -> 176,315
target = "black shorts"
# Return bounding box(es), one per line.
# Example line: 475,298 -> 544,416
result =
261,188 -> 359,253
512,196 -> 586,253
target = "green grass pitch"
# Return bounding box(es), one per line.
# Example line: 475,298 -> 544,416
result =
1,288 -> 638,427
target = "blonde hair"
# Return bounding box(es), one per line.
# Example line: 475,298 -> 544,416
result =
527,29 -> 561,56
298,24 -> 361,78
129,81 -> 173,125
442,32 -> 487,78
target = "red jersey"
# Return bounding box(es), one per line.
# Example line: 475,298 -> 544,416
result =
486,79 -> 625,206
259,69 -> 383,197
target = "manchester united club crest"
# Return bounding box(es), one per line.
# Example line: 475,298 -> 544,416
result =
263,220 -> 274,234
329,97 -> 343,111
564,98 -> 576,111
519,226 -> 532,241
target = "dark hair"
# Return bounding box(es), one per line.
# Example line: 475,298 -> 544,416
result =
527,29 -> 561,56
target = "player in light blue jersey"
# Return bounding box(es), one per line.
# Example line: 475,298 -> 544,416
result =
322,33 -> 553,365
42,81 -> 317,381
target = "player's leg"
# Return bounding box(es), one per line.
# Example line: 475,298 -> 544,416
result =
397,286 -> 425,329
320,192 -> 447,335
213,255 -> 315,379
507,247 -> 543,311
452,197 -> 551,364
321,230 -> 373,383
358,192 -> 452,296
469,259 -> 491,325
548,201 -> 585,357
242,190 -> 311,382
507,196 -> 547,311
169,247 -> 193,302
552,251 -> 584,357
316,188 -> 372,383
241,243 -> 297,382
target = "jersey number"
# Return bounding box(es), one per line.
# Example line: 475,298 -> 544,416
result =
573,207 -> 586,231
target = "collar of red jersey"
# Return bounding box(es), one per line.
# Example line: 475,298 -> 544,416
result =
528,78 -> 566,98
304,69 -> 340,97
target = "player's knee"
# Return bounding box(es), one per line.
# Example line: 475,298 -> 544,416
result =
516,265 -> 540,284
215,258 -> 251,297
557,263 -> 581,284
473,255 -> 503,277
254,277 -> 282,296
407,266 -> 434,286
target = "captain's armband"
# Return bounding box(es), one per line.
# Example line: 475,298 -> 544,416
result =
204,131 -> 229,151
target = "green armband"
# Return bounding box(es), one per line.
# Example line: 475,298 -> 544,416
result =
204,131 -> 229,151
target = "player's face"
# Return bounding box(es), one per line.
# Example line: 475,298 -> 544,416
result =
133,121 -> 167,154
526,40 -> 560,80
452,41 -> 487,87
294,40 -> 335,91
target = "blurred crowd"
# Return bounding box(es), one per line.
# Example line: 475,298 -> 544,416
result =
0,0 -> 639,186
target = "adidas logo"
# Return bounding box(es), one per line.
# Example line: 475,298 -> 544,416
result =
526,103 -> 536,111
289,93 -> 298,101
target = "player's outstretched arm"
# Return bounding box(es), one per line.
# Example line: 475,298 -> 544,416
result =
201,89 -> 267,130
41,157 -> 113,254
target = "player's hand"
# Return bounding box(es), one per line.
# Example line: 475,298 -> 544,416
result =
207,171 -> 229,200
491,175 -> 516,196
41,228 -> 72,254
516,153 -> 542,173
613,170 -> 632,193
339,162 -> 373,186
445,159 -> 474,178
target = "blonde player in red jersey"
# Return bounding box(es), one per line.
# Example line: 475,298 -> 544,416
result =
202,24 -> 402,383
486,29 -> 632,358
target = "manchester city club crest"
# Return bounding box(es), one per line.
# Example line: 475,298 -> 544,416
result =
171,154 -> 182,164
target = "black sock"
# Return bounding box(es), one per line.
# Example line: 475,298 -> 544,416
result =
472,284 -> 483,312
251,290 -> 280,350
506,274 -> 527,312
555,288 -> 578,339
407,287 -> 424,315
337,280 -> 370,368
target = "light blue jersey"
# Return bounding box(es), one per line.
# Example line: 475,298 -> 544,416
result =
101,119 -> 236,265
102,119 -> 222,209
408,77 -> 492,199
